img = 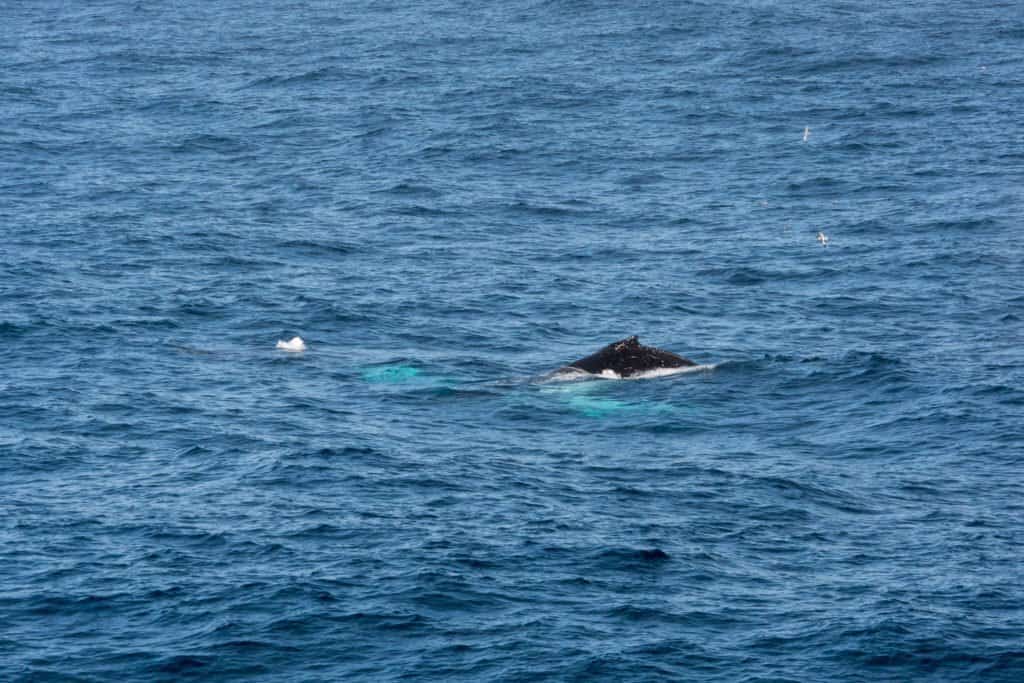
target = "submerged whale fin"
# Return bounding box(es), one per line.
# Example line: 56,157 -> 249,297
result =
567,336 -> 695,378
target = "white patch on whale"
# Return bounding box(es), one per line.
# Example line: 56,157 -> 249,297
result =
627,363 -> 716,379
541,363 -> 716,383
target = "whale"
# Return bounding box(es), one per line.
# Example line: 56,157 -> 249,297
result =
561,336 -> 697,378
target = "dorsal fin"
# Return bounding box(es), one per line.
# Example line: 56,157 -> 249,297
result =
615,335 -> 640,349
565,336 -> 694,377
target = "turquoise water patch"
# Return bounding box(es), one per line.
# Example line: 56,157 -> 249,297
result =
543,381 -> 676,418
362,365 -> 422,383
567,395 -> 633,417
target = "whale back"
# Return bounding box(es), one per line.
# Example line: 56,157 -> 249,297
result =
568,336 -> 695,377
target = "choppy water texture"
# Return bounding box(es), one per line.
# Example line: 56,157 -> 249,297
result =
3,1 -> 1023,680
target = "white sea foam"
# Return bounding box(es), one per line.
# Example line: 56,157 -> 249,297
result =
537,367 -> 592,383
276,336 -> 307,352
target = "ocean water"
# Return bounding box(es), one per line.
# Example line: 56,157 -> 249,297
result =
2,1 -> 1023,680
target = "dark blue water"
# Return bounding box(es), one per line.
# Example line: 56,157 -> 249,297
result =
3,1 -> 1023,680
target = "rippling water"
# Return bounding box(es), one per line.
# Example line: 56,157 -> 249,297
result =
3,1 -> 1023,680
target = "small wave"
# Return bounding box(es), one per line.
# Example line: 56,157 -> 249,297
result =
174,444 -> 212,458
755,475 -> 879,515
170,133 -> 249,155
241,66 -> 347,90
389,204 -> 450,217
608,604 -> 740,629
0,320 -> 29,337
698,266 -> 767,285
840,351 -> 911,382
329,611 -> 429,631
276,239 -> 356,256
504,200 -> 591,217
377,182 -> 442,197
212,639 -> 299,653
973,384 -> 1024,406
923,217 -> 1000,233
0,84 -> 37,97
620,172 -> 667,187
152,655 -> 208,674
590,547 -> 672,571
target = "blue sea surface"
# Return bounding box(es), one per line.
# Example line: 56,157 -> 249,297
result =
3,1 -> 1023,680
